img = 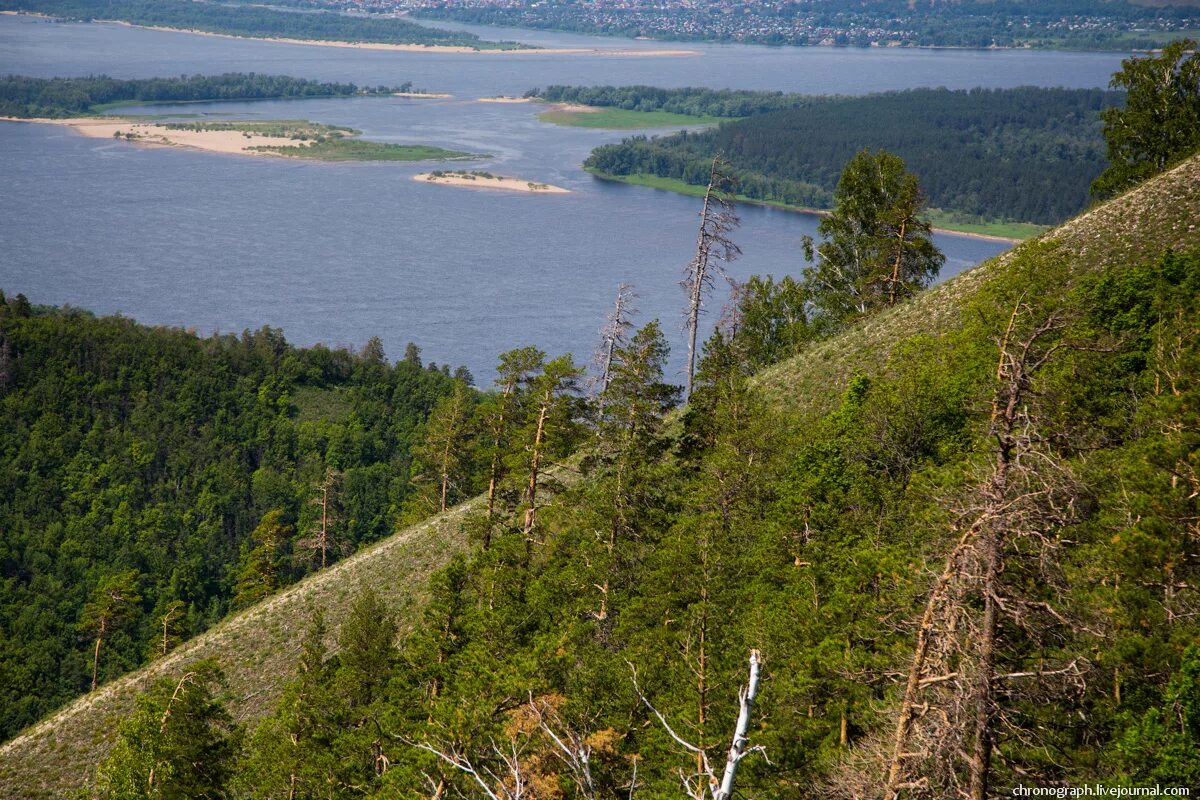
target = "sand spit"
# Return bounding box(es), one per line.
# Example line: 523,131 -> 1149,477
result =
3,117 -> 328,157
479,96 -> 533,103
414,171 -> 569,193
394,91 -> 452,99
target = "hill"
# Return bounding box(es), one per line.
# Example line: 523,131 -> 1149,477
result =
2,155 -> 1198,798
0,500 -> 474,798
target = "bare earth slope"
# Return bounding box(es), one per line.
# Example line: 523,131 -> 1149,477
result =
756,154 -> 1200,417
0,500 -> 477,799
1,155 -> 1198,798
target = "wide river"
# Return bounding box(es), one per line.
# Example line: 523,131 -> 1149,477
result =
0,15 -> 1126,383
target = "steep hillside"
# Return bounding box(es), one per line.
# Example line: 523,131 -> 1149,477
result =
757,153 -> 1200,416
0,501 -> 475,799
2,155 -> 1197,798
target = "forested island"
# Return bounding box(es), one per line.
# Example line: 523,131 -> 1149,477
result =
0,0 -> 531,50
0,74 -> 406,118
567,85 -> 1119,231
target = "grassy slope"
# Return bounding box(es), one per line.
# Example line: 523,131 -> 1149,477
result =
756,153 -> 1200,417
0,501 -> 477,799
1,155 -> 1197,799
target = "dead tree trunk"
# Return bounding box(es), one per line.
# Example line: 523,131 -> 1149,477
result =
595,283 -> 636,411
881,300 -> 1081,799
683,155 -> 741,399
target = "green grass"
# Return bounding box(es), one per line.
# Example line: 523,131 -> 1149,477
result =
254,139 -> 479,162
587,169 -> 1047,240
538,107 -> 729,129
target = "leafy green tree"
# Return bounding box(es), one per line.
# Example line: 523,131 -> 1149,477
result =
1093,40 -> 1200,198
727,275 -> 812,370
93,659 -> 238,800
803,149 -> 943,323
232,510 -> 291,609
79,570 -> 142,692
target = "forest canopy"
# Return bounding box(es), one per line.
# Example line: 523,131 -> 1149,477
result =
580,86 -> 1119,224
0,73 -> 404,118
0,295 -> 471,740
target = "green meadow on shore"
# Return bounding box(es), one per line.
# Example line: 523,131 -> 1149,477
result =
538,106 -> 729,129
587,169 -> 1047,240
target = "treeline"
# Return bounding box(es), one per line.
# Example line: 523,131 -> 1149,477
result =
0,73 -> 403,118
530,84 -> 817,118
0,0 -> 529,49
88,238 -> 1200,796
0,295 -> 473,740
584,86 -> 1118,224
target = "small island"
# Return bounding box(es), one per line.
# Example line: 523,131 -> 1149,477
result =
13,117 -> 481,162
414,170 -> 569,194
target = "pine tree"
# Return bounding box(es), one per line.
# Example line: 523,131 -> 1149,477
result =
410,380 -> 475,515
233,510 -> 291,609
79,569 -> 142,692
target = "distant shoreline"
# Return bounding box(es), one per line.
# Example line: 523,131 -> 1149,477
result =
0,12 -> 698,56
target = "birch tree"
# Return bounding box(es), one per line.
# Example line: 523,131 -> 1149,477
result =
803,149 -> 942,324
683,155 -> 741,399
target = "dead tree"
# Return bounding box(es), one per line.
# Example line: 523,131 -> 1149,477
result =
683,155 -> 741,399
631,649 -> 765,800
594,282 -> 637,411
877,301 -> 1086,800
296,468 -> 342,569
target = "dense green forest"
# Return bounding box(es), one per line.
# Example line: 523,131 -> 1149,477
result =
531,84 -> 815,118
582,86 -> 1118,224
77,225 -> 1200,798
0,298 -> 474,740
0,73 -> 404,118
0,0 -> 529,50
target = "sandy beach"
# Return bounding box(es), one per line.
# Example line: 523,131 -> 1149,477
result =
394,91 -> 452,99
0,117 -> 332,156
414,172 -> 569,193
479,96 -> 533,104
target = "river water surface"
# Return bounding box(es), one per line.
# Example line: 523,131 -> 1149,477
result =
0,14 -> 1125,382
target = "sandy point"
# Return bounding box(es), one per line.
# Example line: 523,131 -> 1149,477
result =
414,172 -> 570,194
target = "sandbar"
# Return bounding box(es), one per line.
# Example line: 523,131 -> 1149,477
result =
414,172 -> 569,193
3,117 -> 361,158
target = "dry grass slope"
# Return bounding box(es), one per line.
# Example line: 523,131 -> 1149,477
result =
0,499 -> 478,799
756,154 -> 1200,417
